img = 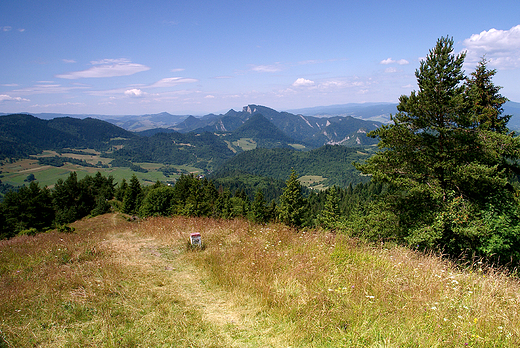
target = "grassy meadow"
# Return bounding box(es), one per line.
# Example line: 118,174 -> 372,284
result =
0,152 -> 205,189
1,214 -> 519,347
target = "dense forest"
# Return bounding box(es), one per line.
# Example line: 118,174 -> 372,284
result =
212,145 -> 372,187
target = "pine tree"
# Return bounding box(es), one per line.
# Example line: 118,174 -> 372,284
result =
122,174 -> 143,215
317,186 -> 340,230
277,169 -> 305,227
2,181 -> 54,236
466,58 -> 510,133
251,189 -> 268,223
356,37 -> 520,260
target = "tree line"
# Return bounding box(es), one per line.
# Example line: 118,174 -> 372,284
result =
0,169 -> 381,241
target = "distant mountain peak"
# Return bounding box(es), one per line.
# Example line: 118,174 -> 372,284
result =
243,105 -> 257,114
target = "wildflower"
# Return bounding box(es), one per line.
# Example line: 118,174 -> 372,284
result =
474,318 -> 478,324
365,295 -> 375,299
431,306 -> 437,310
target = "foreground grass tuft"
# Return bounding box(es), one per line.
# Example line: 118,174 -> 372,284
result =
1,214 -> 519,347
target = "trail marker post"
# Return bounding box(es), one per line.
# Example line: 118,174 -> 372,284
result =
190,232 -> 202,247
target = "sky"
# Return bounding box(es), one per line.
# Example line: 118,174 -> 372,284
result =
1,0 -> 520,116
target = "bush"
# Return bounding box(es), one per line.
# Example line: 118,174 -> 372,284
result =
17,227 -> 38,236
57,225 -> 75,233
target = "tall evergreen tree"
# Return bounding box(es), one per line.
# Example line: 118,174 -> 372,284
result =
317,186 -> 340,230
251,189 -> 268,223
356,37 -> 520,260
53,172 -> 91,224
122,174 -> 144,215
466,58 -> 510,133
277,169 -> 306,227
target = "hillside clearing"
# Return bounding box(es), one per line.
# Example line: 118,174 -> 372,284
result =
1,214 -> 520,347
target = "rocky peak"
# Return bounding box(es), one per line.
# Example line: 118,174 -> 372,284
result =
243,105 -> 258,114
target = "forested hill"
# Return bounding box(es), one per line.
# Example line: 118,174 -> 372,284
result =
211,145 -> 372,188
0,114 -> 137,158
228,113 -> 300,148
105,131 -> 236,171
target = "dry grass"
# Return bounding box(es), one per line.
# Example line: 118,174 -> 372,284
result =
1,214 -> 519,347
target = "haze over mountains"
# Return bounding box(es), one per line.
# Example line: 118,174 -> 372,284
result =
3,101 -> 520,131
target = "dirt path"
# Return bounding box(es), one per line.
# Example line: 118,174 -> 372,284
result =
104,229 -> 290,347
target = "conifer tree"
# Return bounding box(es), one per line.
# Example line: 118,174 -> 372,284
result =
277,169 -> 305,227
317,186 -> 340,230
466,58 -> 510,133
2,181 -> 54,236
356,37 -> 520,260
122,174 -> 143,215
115,178 -> 128,202
251,189 -> 268,223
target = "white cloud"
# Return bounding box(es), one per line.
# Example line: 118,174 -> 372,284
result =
385,67 -> 398,73
29,102 -> 85,108
2,26 -> 12,32
1,83 -> 18,87
463,25 -> 520,69
380,58 -> 409,65
149,77 -> 198,88
14,84 -> 89,95
292,78 -> 315,87
171,68 -> 185,72
56,58 -> 150,79
204,95 -> 215,99
124,89 -> 146,98
0,94 -> 30,102
251,64 -> 282,72
62,59 -> 76,63
319,80 -> 346,89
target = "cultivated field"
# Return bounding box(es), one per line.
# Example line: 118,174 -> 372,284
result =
0,151 -> 205,189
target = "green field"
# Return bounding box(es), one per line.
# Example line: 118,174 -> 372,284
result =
233,137 -> 257,151
298,175 -> 327,190
0,151 -> 206,190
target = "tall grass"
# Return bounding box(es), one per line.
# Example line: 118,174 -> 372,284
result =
1,214 -> 519,347
0,215 -> 225,347
143,216 -> 520,347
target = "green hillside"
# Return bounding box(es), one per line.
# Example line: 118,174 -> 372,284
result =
0,114 -> 137,158
212,145 -> 373,188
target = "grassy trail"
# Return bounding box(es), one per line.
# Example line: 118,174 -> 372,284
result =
104,228 -> 288,347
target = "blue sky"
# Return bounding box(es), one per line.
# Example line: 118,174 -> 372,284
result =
1,0 -> 520,116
